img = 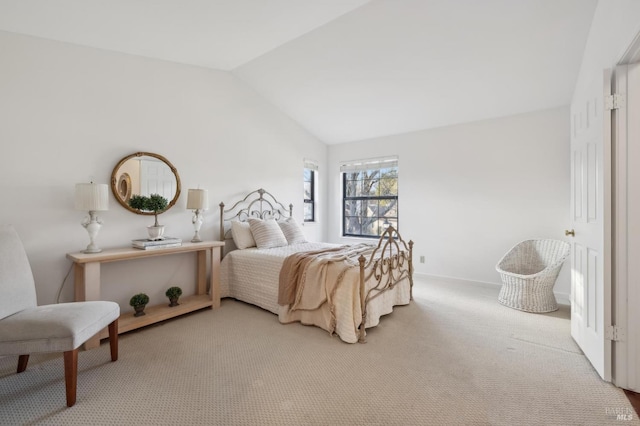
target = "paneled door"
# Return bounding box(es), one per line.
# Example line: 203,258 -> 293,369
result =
569,69 -> 612,381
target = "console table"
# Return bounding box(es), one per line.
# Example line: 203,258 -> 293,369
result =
67,241 -> 224,349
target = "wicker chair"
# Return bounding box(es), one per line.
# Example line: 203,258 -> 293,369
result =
495,239 -> 570,313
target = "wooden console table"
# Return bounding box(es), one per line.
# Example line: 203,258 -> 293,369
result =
67,241 -> 225,349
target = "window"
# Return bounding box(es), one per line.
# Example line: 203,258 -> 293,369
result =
341,157 -> 398,238
303,160 -> 317,222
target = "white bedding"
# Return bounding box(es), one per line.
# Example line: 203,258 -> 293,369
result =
220,242 -> 411,343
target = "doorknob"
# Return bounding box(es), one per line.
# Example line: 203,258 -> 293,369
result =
565,229 -> 575,237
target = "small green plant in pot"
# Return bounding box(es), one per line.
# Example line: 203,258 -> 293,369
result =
128,194 -> 169,240
129,293 -> 150,317
165,286 -> 183,307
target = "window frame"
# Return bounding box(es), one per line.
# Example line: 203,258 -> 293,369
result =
303,166 -> 315,222
341,158 -> 398,238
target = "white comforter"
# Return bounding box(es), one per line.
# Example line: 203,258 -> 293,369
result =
220,242 -> 411,343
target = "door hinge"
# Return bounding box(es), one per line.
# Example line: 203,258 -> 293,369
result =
605,93 -> 625,110
605,325 -> 626,341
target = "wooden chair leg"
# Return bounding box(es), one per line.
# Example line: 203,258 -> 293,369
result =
108,319 -> 118,362
16,355 -> 29,373
63,349 -> 78,407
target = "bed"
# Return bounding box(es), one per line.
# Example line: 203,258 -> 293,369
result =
219,188 -> 414,343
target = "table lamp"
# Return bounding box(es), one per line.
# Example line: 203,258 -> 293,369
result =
75,182 -> 109,253
187,188 -> 208,242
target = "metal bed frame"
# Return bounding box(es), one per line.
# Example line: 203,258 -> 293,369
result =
219,188 -> 414,342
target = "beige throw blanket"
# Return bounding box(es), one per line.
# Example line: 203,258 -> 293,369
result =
278,243 -> 374,313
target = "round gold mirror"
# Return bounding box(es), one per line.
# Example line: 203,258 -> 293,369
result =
110,152 -> 181,215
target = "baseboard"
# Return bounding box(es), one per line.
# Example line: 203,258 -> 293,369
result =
414,272 -> 571,307
555,292 -> 570,306
413,272 -> 502,288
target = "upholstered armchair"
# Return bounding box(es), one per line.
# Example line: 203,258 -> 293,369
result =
0,225 -> 120,407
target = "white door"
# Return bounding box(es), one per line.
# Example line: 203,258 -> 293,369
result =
569,69 -> 612,381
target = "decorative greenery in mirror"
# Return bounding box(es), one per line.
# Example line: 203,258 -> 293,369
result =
110,152 -> 181,215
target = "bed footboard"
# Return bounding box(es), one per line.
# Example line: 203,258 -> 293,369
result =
357,226 -> 414,343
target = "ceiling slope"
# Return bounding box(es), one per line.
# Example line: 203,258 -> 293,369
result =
235,0 -> 598,143
0,0 -> 369,70
0,0 -> 597,144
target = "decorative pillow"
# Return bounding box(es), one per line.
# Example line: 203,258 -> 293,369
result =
248,218 -> 288,249
278,218 -> 307,244
230,221 -> 256,249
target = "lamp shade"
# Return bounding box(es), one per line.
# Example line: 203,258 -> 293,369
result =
75,183 -> 109,211
186,189 -> 208,210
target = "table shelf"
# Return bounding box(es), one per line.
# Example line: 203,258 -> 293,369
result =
98,294 -> 213,339
67,241 -> 224,349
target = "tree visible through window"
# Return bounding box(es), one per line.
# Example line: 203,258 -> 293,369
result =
342,158 -> 398,238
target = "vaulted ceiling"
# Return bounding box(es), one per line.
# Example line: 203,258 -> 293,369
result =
0,0 -> 598,144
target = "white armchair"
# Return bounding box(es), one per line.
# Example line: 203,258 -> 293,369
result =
0,225 -> 120,407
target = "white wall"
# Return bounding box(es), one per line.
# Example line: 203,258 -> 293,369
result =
0,31 -> 327,309
572,1 -> 640,104
327,107 -> 571,298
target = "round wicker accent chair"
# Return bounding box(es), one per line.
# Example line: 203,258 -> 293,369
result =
495,239 -> 571,313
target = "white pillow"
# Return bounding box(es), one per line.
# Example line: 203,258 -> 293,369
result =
248,218 -> 288,249
278,218 -> 307,244
230,221 -> 256,249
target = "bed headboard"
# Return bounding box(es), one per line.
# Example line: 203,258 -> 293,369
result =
219,188 -> 293,243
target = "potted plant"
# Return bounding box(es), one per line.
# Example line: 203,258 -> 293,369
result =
129,293 -> 150,317
128,194 -> 169,240
165,286 -> 183,307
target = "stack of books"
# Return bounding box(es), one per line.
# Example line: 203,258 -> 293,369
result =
132,237 -> 182,250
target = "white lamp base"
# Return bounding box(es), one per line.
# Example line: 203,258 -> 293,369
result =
191,210 -> 204,242
82,211 -> 103,253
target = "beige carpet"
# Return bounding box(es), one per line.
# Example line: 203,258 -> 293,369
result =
0,277 -> 637,425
